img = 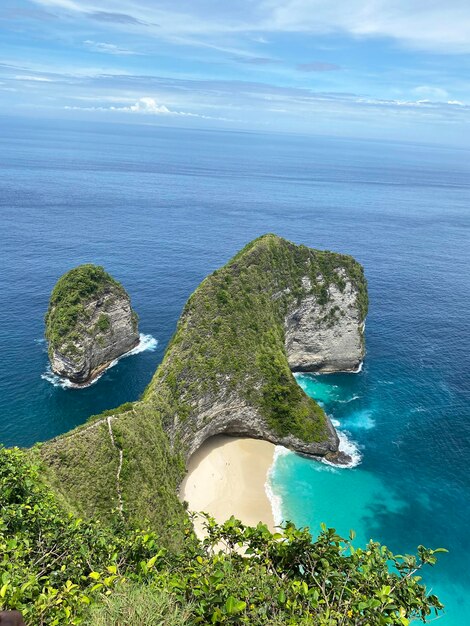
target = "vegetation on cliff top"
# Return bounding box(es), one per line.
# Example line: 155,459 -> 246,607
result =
37,235 -> 368,535
44,264 -> 129,358
144,233 -> 368,440
0,447 -> 444,625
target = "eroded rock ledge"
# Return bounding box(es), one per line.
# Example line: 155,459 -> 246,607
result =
45,265 -> 139,385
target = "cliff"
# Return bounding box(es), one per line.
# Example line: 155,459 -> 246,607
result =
36,235 -> 368,532
45,265 -> 139,385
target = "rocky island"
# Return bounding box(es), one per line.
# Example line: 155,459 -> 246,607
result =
37,234 -> 368,535
45,264 -> 139,385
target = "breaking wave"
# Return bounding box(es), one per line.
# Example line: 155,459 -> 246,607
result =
41,333 -> 158,389
265,446 -> 290,527
323,419 -> 362,468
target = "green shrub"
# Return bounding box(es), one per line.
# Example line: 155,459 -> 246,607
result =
96,314 -> 111,333
0,448 -> 444,626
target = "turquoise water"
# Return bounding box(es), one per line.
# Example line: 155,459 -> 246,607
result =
1,118 -> 469,623
271,369 -> 469,625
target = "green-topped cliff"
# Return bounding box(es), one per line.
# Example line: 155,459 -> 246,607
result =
45,264 -> 139,385
0,235 -> 446,625
37,235 -> 367,535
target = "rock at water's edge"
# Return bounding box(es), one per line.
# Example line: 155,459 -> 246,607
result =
45,265 -> 139,385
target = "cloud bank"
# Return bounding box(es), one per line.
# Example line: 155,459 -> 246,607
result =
33,0 -> 470,53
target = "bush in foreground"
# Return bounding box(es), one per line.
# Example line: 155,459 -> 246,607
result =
0,447 -> 444,625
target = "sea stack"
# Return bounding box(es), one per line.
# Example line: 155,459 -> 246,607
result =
45,264 -> 139,385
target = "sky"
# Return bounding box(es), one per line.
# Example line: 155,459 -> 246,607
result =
1,0 -> 469,144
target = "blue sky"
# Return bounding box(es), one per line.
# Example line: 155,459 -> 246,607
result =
1,0 -> 469,144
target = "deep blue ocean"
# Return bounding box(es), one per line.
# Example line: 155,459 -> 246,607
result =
1,118 -> 469,624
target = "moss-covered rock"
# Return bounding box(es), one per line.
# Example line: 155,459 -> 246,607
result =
45,264 -> 139,384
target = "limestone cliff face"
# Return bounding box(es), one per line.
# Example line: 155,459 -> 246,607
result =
285,270 -> 364,373
180,391 -> 341,462
144,234 -> 368,464
45,265 -> 139,385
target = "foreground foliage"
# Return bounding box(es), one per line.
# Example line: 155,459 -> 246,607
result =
1,447 -> 444,625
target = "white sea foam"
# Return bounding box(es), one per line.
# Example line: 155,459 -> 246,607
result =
265,445 -> 290,527
338,394 -> 361,404
126,333 -> 158,355
41,367 -> 77,389
325,419 -> 362,468
343,409 -> 376,431
41,333 -> 158,389
352,361 -> 363,374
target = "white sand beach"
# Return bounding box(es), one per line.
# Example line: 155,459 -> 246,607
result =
180,436 -> 276,538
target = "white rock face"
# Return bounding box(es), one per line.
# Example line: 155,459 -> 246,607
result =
50,290 -> 139,385
285,272 -> 364,373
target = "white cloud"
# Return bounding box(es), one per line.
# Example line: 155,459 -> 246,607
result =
14,74 -> 53,82
32,0 -> 470,53
263,1 -> 470,53
64,96 -> 234,120
126,97 -> 171,113
413,85 -> 449,100
84,40 -> 138,55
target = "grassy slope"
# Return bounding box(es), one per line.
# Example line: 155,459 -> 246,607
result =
35,235 -> 367,543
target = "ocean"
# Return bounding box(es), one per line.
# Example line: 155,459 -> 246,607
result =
1,117 -> 469,624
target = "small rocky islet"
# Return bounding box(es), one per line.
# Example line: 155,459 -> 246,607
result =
45,264 -> 139,385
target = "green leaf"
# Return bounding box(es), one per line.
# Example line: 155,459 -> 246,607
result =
146,555 -> 158,570
225,596 -> 246,615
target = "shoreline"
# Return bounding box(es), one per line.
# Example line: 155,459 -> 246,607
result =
42,333 -> 158,389
180,436 -> 277,538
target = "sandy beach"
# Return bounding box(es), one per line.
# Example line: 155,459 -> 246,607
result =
180,436 -> 276,537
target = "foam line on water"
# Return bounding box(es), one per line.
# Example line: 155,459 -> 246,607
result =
41,333 -> 158,389
352,361 -> 363,374
265,445 -> 290,527
337,394 -> 361,404
324,419 -> 362,468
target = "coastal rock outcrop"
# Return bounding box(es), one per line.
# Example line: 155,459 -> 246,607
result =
39,235 -> 368,529
154,234 -> 368,463
45,265 -> 139,385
